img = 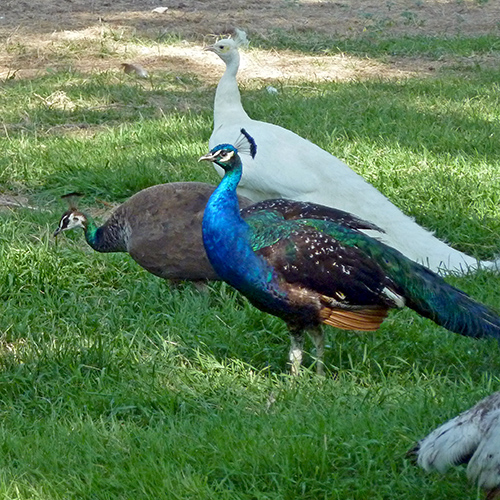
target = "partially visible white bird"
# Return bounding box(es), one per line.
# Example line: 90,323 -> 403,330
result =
411,392 -> 500,500
206,31 -> 499,275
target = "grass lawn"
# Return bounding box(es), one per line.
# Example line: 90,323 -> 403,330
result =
0,20 -> 499,499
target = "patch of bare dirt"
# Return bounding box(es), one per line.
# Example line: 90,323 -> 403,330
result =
0,193 -> 36,211
0,0 -> 498,83
1,0 -> 499,38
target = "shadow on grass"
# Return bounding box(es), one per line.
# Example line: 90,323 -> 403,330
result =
3,68 -> 498,254
2,68 -> 499,160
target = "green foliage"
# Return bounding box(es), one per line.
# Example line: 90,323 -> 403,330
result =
255,31 -> 500,58
0,32 -> 499,499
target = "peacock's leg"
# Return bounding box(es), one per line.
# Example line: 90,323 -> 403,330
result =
288,327 -> 304,376
308,326 -> 325,376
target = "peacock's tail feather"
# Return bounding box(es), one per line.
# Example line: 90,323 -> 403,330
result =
306,218 -> 500,340
318,302 -> 388,331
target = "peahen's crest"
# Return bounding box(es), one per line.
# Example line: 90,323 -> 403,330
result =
60,192 -> 84,210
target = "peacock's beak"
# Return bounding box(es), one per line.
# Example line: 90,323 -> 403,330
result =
198,152 -> 217,163
204,45 -> 215,53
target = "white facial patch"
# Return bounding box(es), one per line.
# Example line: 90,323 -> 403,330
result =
219,150 -> 235,162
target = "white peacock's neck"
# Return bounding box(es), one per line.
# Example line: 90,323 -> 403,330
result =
213,51 -> 250,128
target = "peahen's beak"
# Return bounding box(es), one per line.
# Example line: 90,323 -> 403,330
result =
53,226 -> 62,237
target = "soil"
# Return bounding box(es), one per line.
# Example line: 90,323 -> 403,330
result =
0,0 -> 499,82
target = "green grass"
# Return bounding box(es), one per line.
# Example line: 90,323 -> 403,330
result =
0,30 -> 499,499
256,31 -> 500,58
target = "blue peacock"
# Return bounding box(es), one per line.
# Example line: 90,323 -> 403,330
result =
200,128 -> 500,375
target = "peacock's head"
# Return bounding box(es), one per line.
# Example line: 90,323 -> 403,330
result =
54,192 -> 87,236
54,210 -> 87,236
205,38 -> 238,61
199,128 -> 256,172
199,144 -> 239,172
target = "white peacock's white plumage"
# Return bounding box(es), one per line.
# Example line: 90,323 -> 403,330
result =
414,392 -> 500,499
206,31 -> 499,275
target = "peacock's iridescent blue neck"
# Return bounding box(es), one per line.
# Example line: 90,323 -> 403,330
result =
203,161 -> 278,301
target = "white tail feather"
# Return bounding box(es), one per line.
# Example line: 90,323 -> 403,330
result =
415,392 -> 500,495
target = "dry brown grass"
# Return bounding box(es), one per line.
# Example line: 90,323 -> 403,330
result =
0,0 -> 499,83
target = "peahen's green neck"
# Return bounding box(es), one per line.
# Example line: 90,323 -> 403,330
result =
82,214 -> 126,253
82,215 -> 100,248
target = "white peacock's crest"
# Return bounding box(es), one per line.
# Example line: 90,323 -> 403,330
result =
233,28 -> 249,48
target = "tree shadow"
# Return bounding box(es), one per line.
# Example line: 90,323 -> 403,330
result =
1,65 -> 498,257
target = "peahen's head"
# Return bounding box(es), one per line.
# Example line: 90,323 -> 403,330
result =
54,210 -> 87,236
199,128 -> 256,172
53,192 -> 87,236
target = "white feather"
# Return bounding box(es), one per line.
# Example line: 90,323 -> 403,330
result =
415,392 -> 500,497
206,36 -> 500,275
467,408 -> 500,492
381,287 -> 405,309
233,28 -> 249,48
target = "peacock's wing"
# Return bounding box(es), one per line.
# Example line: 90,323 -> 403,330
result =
242,214 -> 397,331
241,199 -> 384,233
244,213 -> 402,309
296,218 -> 500,339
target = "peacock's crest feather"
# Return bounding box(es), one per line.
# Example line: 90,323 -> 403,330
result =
239,128 -> 257,159
233,28 -> 249,48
